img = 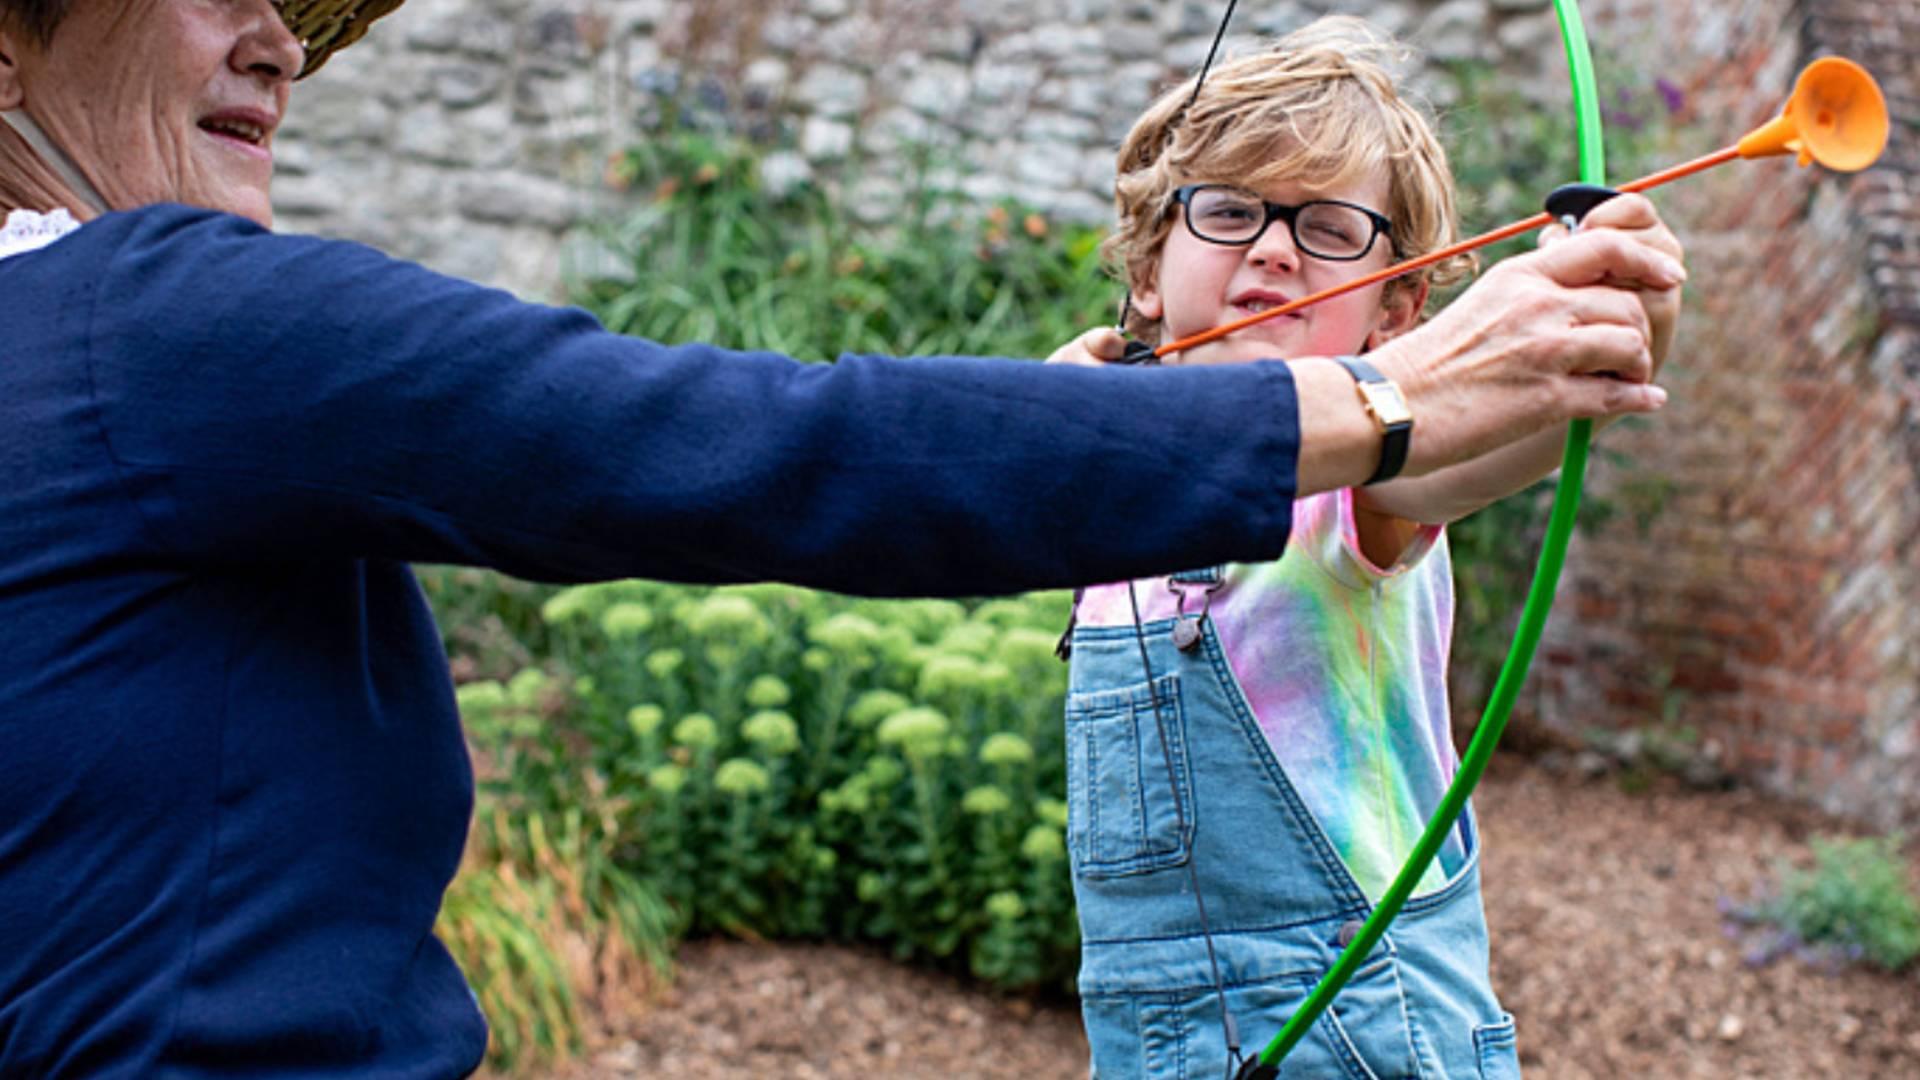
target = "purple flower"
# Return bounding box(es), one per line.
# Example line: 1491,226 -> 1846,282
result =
1656,77 -> 1686,115
1603,108 -> 1646,132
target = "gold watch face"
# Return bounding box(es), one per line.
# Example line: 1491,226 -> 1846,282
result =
1358,380 -> 1413,428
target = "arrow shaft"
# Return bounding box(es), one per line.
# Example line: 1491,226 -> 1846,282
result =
1154,144 -> 1740,360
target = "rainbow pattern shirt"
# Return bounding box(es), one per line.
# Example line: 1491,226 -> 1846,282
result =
1074,487 -> 1465,900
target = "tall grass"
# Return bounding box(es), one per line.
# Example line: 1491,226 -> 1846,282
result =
440,661 -> 677,1072
580,132 -> 1116,360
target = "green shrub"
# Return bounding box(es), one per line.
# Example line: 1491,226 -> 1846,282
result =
439,631 -> 678,1073
581,130 -> 1114,362
515,579 -> 1081,991
430,571 -> 1085,1000
1729,834 -> 1920,973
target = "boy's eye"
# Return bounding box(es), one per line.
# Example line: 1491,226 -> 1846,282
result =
1199,201 -> 1259,222
1299,206 -> 1373,253
1306,222 -> 1357,244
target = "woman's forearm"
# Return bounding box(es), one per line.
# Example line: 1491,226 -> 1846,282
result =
1291,356 -> 1391,496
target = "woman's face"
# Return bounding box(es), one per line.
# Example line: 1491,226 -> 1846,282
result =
0,0 -> 303,226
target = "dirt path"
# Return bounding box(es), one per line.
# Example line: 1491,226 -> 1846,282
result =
1480,762 -> 1919,1078
544,762 -> 1920,1078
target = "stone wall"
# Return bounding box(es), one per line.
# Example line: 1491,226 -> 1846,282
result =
276,0 -> 1919,827
275,0 -> 1575,299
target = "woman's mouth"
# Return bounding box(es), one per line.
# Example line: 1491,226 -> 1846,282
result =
197,113 -> 275,161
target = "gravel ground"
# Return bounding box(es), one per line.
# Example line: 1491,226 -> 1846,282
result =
536,761 -> 1920,1079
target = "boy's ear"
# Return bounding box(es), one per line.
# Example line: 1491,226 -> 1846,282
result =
1129,264 -> 1164,323
1365,279 -> 1429,351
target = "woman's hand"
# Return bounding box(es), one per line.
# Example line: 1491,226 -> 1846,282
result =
1339,224 -> 1684,488
1539,192 -> 1684,384
1349,194 -> 1689,521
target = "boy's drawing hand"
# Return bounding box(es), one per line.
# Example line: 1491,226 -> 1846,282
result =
1046,327 -> 1129,366
1539,192 -> 1684,382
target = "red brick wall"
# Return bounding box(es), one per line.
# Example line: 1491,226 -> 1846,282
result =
1526,0 -> 1919,828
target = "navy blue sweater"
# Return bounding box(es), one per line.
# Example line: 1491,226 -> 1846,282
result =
0,205 -> 1300,1076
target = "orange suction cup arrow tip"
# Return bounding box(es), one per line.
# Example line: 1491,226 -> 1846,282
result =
1736,56 -> 1889,172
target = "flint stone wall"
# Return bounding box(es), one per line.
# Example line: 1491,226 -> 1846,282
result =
275,0 -> 1573,299
275,0 -> 1920,829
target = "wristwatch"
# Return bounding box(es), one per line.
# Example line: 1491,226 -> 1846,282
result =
1332,356 -> 1413,485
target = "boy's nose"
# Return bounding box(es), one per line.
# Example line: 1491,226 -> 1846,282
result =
1246,222 -> 1302,273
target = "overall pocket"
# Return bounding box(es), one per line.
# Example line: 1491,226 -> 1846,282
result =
1473,1012 -> 1520,1080
1065,673 -> 1195,879
1128,952 -> 1419,1080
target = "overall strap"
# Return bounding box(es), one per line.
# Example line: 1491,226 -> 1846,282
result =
1054,587 -> 1085,661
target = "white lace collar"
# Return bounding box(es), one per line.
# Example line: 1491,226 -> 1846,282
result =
0,208 -> 81,261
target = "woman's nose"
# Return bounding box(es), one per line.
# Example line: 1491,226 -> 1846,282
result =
232,2 -> 307,84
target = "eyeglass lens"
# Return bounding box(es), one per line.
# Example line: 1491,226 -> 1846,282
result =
1185,187 -> 1379,260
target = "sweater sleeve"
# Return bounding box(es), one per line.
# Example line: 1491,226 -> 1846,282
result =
81,206 -> 1299,596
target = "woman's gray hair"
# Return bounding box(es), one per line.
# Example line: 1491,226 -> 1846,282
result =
0,1 -> 72,45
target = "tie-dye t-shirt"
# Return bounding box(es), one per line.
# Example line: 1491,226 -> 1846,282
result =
1074,487 -> 1465,900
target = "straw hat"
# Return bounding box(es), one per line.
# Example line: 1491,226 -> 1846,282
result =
284,0 -> 408,79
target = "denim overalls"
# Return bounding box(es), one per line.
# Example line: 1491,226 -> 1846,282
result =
1065,573 -> 1520,1080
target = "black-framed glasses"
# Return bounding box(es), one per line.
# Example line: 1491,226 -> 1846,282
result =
1171,184 -> 1393,262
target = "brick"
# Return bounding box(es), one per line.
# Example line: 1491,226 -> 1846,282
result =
1540,0 -> 1918,833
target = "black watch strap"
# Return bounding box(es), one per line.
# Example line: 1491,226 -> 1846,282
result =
1332,356 -> 1412,485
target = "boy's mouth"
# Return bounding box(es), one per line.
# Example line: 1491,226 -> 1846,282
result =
1230,291 -> 1302,318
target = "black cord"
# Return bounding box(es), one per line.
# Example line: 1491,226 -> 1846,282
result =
1126,582 -> 1243,1078
1186,0 -> 1240,114
1124,0 -> 1242,366
1114,9 -> 1250,1073
1161,0 -> 1238,143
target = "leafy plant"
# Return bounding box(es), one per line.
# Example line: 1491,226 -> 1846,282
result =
439,647 -> 675,1072
1724,834 -> 1920,973
581,129 -> 1115,361
518,579 -> 1083,990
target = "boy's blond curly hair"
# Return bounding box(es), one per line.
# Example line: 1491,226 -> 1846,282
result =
1106,16 -> 1473,345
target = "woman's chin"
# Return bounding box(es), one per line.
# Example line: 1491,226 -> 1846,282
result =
191,186 -> 275,229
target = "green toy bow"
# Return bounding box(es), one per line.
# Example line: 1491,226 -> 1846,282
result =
1235,1 -> 1608,1073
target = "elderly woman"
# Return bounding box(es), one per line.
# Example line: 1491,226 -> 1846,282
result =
0,0 -> 1683,1074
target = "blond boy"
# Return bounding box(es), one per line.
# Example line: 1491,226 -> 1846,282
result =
1052,17 -> 1678,1078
